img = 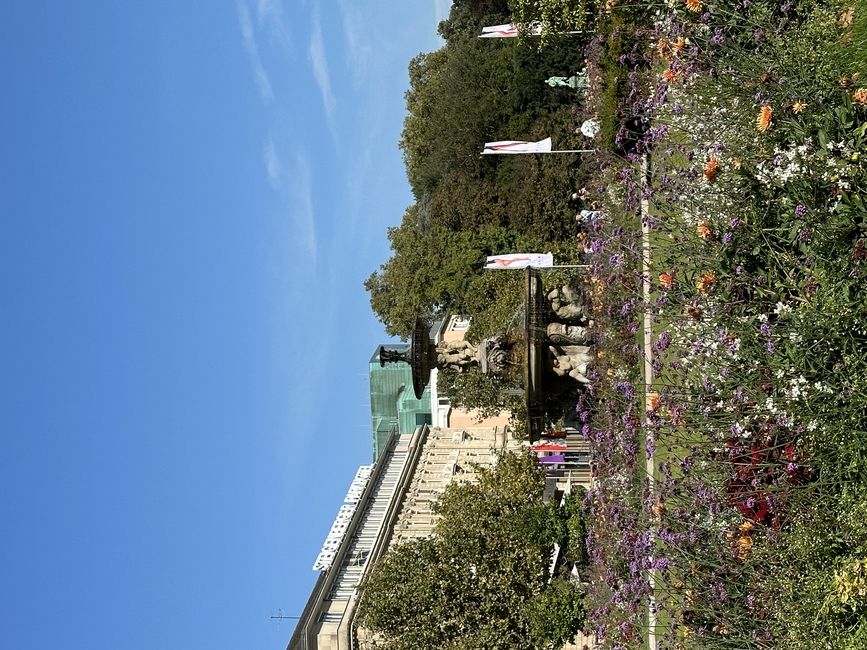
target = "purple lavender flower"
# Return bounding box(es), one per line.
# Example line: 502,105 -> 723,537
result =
795,203 -> 807,217
651,557 -> 671,570
615,382 -> 635,399
729,216 -> 743,228
760,322 -> 771,336
723,231 -> 733,244
654,331 -> 672,352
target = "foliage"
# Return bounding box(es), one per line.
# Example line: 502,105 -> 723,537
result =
357,450 -> 587,650
366,0 -> 590,337
437,365 -> 522,421
562,487 -> 589,566
525,578 -> 588,650
509,0 -> 597,46
579,0 -> 867,647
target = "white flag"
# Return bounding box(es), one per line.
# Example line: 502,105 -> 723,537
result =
482,137 -> 552,155
479,23 -> 541,38
485,253 -> 554,269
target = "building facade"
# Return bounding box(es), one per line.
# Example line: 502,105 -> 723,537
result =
287,424 -> 517,650
287,424 -> 595,650
368,345 -> 431,461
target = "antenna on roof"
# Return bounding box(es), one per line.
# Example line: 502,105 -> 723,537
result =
270,609 -> 300,626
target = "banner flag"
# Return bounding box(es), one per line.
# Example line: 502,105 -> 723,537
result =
485,252 -> 554,269
482,137 -> 552,155
479,23 -> 541,38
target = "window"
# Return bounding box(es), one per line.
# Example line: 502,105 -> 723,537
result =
449,317 -> 471,331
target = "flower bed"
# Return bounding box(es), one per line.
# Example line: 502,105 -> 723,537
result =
580,0 -> 867,646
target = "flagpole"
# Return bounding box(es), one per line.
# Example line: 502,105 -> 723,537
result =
478,31 -> 584,38
482,150 -> 595,155
483,264 -> 591,271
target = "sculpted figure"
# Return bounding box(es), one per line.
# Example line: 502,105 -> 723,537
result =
547,322 -> 591,346
549,344 -> 594,383
435,339 -> 479,372
547,282 -> 592,323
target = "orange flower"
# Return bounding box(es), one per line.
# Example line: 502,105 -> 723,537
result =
662,68 -> 677,83
704,158 -> 720,182
792,100 -> 806,114
696,270 -> 717,294
685,0 -> 702,12
840,73 -> 860,89
672,37 -> 686,53
696,220 -> 714,240
840,6 -> 855,29
657,38 -> 672,61
649,392 -> 661,412
756,105 -> 773,132
739,520 -> 755,534
853,88 -> 867,105
735,535 -> 753,559
652,500 -> 665,517
659,271 -> 674,289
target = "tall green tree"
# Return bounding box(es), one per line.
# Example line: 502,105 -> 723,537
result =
366,0 -> 591,339
508,0 -> 596,45
356,451 -> 587,650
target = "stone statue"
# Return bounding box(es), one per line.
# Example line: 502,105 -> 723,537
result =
547,322 -> 591,346
549,345 -> 594,383
480,337 -> 512,374
545,70 -> 589,90
547,283 -> 592,323
435,339 -> 479,372
580,119 -> 600,138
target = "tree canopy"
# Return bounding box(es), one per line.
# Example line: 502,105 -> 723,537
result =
356,450 -> 587,650
365,0 -> 592,340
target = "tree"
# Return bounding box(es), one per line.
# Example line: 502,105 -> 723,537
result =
509,0 -> 597,46
356,450 -> 587,650
365,0 -> 591,339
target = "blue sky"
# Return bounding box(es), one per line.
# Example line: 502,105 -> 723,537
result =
0,2 -> 450,648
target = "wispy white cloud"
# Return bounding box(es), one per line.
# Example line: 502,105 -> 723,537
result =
256,0 -> 278,23
433,0 -> 452,23
337,0 -> 371,85
238,0 -> 274,101
257,0 -> 291,47
289,154 -> 319,264
308,12 -> 337,137
263,137 -> 282,189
